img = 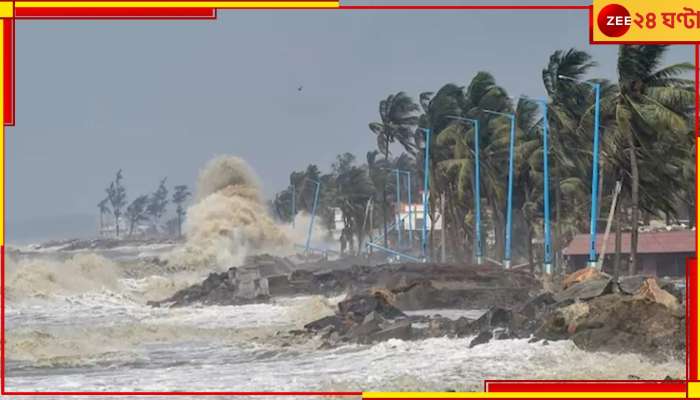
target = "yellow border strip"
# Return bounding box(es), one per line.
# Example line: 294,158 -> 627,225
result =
362,392 -> 686,399
15,1 -> 339,8
689,382 -> 700,398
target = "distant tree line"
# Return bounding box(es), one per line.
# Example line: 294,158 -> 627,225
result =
99,170 -> 191,239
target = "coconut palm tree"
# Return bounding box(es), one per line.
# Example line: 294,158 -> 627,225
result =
595,45 -> 694,274
369,92 -> 420,247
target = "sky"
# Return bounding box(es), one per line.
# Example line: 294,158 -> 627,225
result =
6,2 -> 694,243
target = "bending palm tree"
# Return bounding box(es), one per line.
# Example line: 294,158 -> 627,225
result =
369,92 -> 420,248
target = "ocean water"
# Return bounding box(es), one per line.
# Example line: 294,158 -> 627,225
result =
4,248 -> 685,399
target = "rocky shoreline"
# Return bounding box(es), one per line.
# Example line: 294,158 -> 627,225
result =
148,255 -> 685,361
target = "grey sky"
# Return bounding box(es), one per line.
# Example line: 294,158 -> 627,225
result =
7,5 -> 693,243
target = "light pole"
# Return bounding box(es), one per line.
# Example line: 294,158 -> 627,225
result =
559,75 -> 602,268
483,109 -> 516,269
401,170 -> 413,247
534,99 -> 553,275
304,178 -> 321,255
447,115 -> 483,264
395,169 -> 402,249
389,168 -> 414,250
417,127 -> 431,261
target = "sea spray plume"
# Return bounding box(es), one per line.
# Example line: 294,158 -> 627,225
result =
170,156 -> 291,269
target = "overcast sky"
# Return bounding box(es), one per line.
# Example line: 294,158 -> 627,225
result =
6,3 -> 693,243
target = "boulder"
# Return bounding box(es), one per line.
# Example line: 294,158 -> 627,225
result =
304,315 -> 345,332
337,292 -> 405,322
553,277 -> 613,303
636,278 -> 680,312
367,320 -> 413,343
563,267 -> 602,289
542,293 -> 684,360
469,331 -> 493,348
618,275 -> 649,295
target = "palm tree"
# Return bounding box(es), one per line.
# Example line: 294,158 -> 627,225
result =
596,45 -> 694,274
335,164 -> 375,253
542,49 -> 598,271
369,92 -> 420,247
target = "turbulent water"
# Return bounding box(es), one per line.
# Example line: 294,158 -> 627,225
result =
5,156 -> 684,398
5,248 -> 685,397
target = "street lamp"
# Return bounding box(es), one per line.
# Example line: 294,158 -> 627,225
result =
559,74 -> 602,269
304,178 -> 321,255
531,99 -> 553,275
447,115 -> 483,265
483,109 -> 516,269
417,127 -> 431,261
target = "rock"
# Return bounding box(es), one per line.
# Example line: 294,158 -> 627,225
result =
563,267 -> 603,289
568,294 -> 684,360
304,315 -> 345,332
344,312 -> 385,342
368,320 -> 413,343
469,331 -> 493,348
636,278 -> 680,312
659,280 -> 685,304
553,277 -> 613,303
337,292 -> 405,322
618,275 -> 649,295
535,301 -> 590,341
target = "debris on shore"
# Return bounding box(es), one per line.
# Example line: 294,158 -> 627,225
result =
148,256 -> 685,361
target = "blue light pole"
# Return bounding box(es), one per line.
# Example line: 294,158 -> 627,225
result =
402,170 -> 413,246
536,100 -> 553,275
304,179 -> 321,255
560,75 -> 602,268
418,127 -> 431,261
395,169 -> 402,249
447,115 -> 482,264
484,109 -> 516,269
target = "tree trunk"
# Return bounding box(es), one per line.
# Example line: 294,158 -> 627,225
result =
553,161 -> 563,275
614,196 -> 623,279
115,214 -> 120,238
627,133 -> 640,276
493,210 -> 505,262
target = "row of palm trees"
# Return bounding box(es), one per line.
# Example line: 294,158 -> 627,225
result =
367,45 -> 694,274
272,45 -> 694,275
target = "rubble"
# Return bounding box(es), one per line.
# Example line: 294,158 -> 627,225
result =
148,255 -> 684,360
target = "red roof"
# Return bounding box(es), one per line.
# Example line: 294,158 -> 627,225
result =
563,230 -> 695,256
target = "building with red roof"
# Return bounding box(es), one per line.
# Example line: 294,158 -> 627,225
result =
562,230 -> 694,277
